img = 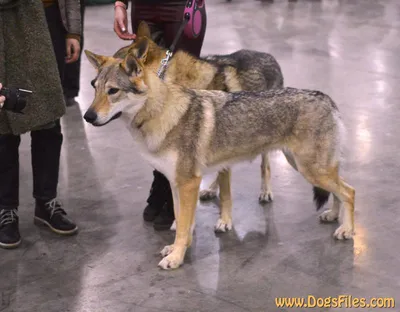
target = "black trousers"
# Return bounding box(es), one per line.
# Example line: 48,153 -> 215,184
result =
132,2 -> 207,212
63,0 -> 85,98
0,4 -> 64,210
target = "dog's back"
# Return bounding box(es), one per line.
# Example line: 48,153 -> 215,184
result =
202,49 -> 284,91
195,88 -> 339,164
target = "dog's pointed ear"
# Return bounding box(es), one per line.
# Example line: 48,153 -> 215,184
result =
130,37 -> 149,63
121,52 -> 141,77
85,50 -> 109,69
137,21 -> 151,39
121,38 -> 149,76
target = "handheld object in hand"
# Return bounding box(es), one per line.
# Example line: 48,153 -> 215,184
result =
184,0 -> 205,39
0,87 -> 33,113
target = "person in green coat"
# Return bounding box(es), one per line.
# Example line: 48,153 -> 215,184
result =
0,0 -> 81,249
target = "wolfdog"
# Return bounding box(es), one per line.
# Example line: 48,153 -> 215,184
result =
83,38 -> 355,270
113,21 -> 284,204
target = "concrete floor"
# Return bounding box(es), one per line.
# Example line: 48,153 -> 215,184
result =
1,0 -> 400,311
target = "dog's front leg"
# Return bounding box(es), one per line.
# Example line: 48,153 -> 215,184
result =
158,176 -> 201,270
169,186 -> 180,231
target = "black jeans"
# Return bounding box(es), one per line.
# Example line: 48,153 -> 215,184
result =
63,0 -> 85,98
0,4 -> 64,210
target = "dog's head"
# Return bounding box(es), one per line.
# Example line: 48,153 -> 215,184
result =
83,38 -> 150,126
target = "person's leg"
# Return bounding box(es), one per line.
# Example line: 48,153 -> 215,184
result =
31,120 -> 77,235
31,4 -> 77,235
31,121 -> 63,204
0,134 -> 21,248
63,0 -> 85,106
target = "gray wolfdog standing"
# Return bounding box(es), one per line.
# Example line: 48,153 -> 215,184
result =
83,38 -> 356,270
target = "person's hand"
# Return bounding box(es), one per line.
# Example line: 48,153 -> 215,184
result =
0,83 -> 5,109
66,38 -> 81,63
114,3 -> 136,40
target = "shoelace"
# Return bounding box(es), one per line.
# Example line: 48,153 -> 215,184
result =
45,199 -> 66,218
0,209 -> 18,226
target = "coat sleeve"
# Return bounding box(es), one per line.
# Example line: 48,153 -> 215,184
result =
65,0 -> 82,36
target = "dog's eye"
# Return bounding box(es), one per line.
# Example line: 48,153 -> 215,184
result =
91,80 -> 96,88
108,88 -> 120,95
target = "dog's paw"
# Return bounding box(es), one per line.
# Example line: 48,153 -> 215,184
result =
214,218 -> 232,233
199,189 -> 217,201
158,252 -> 184,270
160,244 -> 174,257
333,225 -> 354,240
319,209 -> 339,223
259,190 -> 273,203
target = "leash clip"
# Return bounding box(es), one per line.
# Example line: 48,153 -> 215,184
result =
157,50 -> 173,80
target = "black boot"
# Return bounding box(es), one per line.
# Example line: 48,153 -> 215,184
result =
153,203 -> 175,231
143,170 -> 169,222
153,182 -> 175,231
34,199 -> 78,235
0,209 -> 21,249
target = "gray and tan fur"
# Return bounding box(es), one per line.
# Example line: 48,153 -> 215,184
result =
113,21 -> 284,205
83,38 -> 356,270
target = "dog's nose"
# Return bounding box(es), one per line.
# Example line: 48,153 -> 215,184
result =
84,109 -> 97,124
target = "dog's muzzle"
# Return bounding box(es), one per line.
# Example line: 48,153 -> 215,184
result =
83,109 -> 97,124
83,109 -> 122,126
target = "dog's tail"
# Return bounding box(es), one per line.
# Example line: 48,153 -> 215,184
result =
313,187 -> 330,211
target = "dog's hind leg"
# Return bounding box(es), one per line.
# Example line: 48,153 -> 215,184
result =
295,160 -> 355,240
319,194 -> 340,223
259,153 -> 273,203
199,174 -> 219,201
159,176 -> 201,270
215,169 -> 233,232
332,179 -> 355,240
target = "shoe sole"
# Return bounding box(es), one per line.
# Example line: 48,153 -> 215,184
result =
34,217 -> 78,236
143,206 -> 161,222
0,239 -> 21,249
143,214 -> 158,222
153,222 -> 174,231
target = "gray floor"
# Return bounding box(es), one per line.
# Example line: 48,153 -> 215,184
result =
1,0 -> 400,311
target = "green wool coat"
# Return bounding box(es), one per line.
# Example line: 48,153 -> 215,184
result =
0,0 -> 66,135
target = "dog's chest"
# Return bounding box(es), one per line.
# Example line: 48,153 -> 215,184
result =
140,149 -> 178,184
122,115 -> 178,183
